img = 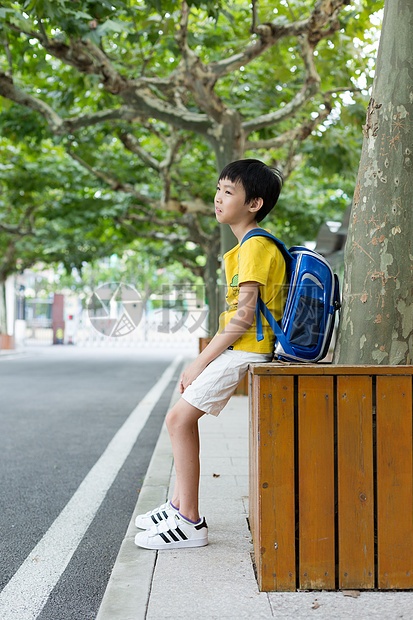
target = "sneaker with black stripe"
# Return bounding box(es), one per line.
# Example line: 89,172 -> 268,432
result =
135,501 -> 178,530
134,513 -> 208,549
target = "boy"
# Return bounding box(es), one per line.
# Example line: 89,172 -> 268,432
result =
135,159 -> 286,550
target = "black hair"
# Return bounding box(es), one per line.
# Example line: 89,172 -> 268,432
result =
218,158 -> 284,222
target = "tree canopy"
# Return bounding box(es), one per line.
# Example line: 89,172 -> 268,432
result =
0,139 -> 127,279
0,0 -> 384,332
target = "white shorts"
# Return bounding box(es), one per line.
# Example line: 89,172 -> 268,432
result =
181,349 -> 272,417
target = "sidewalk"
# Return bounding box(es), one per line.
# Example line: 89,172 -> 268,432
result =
96,385 -> 413,620
0,348 -> 24,357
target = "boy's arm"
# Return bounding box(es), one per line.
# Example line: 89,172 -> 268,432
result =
179,282 -> 259,394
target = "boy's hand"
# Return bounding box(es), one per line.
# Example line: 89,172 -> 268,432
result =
179,358 -> 207,393
178,282 -> 259,394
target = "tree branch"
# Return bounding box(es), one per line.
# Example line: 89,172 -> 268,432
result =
176,0 -> 191,54
323,86 -> 363,97
161,131 -> 186,171
0,221 -> 32,236
122,85 -> 213,133
49,28 -> 213,130
64,107 -> 137,133
66,150 -> 155,207
4,21 -> 127,93
159,131 -> 186,205
178,257 -> 204,278
0,237 -> 18,281
115,208 -> 213,252
124,211 -> 183,229
307,0 -> 346,46
3,21 -> 213,134
247,127 -> 307,151
114,216 -> 185,244
246,98 -> 333,150
282,144 -> 304,179
209,25 -> 301,79
1,35 -> 13,75
242,34 -> 320,135
0,72 -> 63,133
0,72 -> 139,134
250,0 -> 260,34
42,35 -> 128,94
184,213 -> 214,247
37,19 -> 49,45
246,82 -> 360,152
161,197 -> 213,216
211,0 -> 348,79
0,205 -> 37,237
118,132 -> 161,171
67,148 -> 212,216
119,129 -> 187,206
158,1 -> 226,121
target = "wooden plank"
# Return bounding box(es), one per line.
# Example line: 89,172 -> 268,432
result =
249,364 -> 413,377
376,376 -> 413,588
337,376 -> 374,589
249,373 -> 259,555
299,375 -> 335,589
253,375 -> 295,591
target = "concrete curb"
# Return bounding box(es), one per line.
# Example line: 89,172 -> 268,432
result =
96,382 -> 180,620
0,349 -> 25,358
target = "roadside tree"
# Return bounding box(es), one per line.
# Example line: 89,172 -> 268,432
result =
334,0 -> 413,365
0,140 -> 128,331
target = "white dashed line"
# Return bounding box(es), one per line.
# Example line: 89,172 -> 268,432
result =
0,356 -> 182,620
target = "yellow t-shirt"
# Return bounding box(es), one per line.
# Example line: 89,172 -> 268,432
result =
218,230 -> 287,354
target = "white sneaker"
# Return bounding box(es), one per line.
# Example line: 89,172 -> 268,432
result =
135,513 -> 208,550
135,501 -> 178,530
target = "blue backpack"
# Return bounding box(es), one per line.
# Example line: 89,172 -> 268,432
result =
240,229 -> 341,363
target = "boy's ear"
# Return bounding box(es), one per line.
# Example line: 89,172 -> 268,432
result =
249,197 -> 263,213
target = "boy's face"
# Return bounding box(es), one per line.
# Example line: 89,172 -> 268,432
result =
215,178 -> 258,226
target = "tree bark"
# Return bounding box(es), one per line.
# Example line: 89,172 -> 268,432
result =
0,280 -> 7,334
208,109 -> 245,255
205,110 -> 246,333
203,247 -> 221,338
334,0 -> 413,365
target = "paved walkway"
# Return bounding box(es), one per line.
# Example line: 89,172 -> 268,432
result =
97,383 -> 413,620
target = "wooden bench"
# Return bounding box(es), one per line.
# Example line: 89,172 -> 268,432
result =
248,363 -> 413,592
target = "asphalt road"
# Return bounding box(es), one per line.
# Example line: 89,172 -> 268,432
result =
0,345 -> 187,620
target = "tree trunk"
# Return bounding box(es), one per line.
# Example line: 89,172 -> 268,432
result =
204,111 -> 246,334
334,0 -> 413,365
204,247 -> 221,337
0,280 -> 7,334
211,111 -> 245,255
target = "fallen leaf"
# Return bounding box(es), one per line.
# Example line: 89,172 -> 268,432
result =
213,473 -> 220,478
312,602 -> 320,610
343,590 -> 361,598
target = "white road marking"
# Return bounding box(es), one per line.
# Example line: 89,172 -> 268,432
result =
0,356 -> 182,620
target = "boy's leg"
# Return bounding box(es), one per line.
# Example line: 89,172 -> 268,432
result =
165,397 -> 205,523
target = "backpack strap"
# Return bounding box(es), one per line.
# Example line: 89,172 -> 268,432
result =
255,296 -> 290,348
240,228 -> 293,265
239,228 -> 291,347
